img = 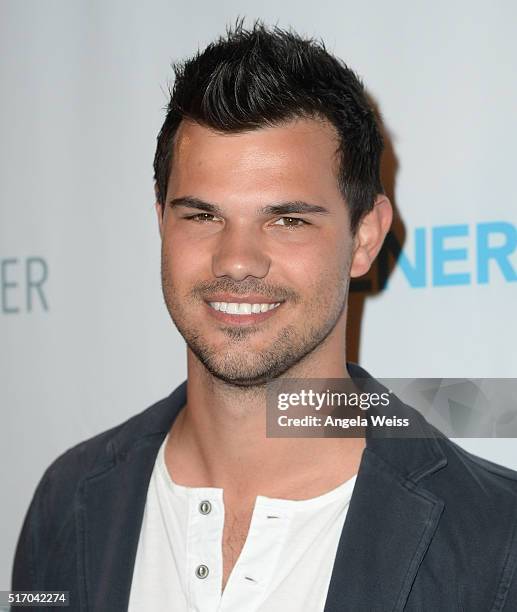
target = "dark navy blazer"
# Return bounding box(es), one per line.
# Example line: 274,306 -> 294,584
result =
12,364 -> 517,611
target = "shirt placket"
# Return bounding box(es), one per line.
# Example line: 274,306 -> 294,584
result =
186,487 -> 225,612
217,498 -> 295,612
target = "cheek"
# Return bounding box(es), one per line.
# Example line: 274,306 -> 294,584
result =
162,231 -> 209,288
277,234 -> 349,288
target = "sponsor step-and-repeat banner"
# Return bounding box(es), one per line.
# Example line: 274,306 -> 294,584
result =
1,258 -> 49,314
1,0 -> 516,590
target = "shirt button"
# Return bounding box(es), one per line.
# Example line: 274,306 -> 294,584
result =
199,500 -> 212,515
195,564 -> 209,579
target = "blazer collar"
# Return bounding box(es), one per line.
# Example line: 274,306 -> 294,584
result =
348,362 -> 448,482
76,384 -> 187,611
77,363 -> 447,611
324,363 -> 447,611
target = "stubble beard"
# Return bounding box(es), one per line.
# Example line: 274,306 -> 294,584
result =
161,259 -> 349,388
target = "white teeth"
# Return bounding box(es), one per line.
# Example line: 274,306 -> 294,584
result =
208,301 -> 281,315
226,302 -> 239,314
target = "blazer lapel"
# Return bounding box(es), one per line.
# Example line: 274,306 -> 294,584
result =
324,446 -> 445,612
325,364 -> 448,611
76,435 -> 164,611
75,384 -> 187,611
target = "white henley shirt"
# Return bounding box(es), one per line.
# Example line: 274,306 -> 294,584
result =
128,434 -> 356,612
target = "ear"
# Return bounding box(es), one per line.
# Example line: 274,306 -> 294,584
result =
350,195 -> 393,278
154,183 -> 164,239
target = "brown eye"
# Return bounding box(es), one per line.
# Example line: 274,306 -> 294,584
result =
274,217 -> 308,228
187,213 -> 217,222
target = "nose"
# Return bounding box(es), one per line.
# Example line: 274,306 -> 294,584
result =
212,224 -> 271,281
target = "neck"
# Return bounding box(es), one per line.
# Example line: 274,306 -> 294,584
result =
166,333 -> 365,501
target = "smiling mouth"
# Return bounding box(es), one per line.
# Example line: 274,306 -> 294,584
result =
208,301 -> 281,315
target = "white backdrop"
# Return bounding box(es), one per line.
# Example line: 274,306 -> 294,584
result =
1,0 -> 516,589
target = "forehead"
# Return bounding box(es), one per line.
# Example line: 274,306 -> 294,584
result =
167,117 -> 342,203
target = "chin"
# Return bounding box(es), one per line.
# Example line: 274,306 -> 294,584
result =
204,355 -> 273,385
210,371 -> 271,388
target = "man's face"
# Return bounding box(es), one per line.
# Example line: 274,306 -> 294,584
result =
157,117 -> 355,386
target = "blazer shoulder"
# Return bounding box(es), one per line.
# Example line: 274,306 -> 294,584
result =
13,391 -> 182,589
43,392 -> 178,485
436,435 -> 517,500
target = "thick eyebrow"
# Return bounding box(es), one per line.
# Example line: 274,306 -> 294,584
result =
169,196 -> 330,216
168,196 -> 224,216
260,201 -> 330,216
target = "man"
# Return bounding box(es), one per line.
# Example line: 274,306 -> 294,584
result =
12,21 -> 517,611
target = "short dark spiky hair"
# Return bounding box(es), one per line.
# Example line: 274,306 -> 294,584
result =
153,20 -> 384,233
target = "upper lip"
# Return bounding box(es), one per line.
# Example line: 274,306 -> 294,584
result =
204,294 -> 282,304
